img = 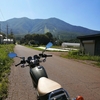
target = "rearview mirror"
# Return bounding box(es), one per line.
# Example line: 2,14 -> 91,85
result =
8,52 -> 17,58
42,42 -> 53,54
46,42 -> 53,48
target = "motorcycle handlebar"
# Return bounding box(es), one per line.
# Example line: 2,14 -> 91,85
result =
15,54 -> 52,67
39,54 -> 52,57
46,55 -> 52,57
15,63 -> 21,67
15,59 -> 26,67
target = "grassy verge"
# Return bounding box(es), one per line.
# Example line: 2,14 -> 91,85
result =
0,44 -> 15,100
61,50 -> 100,67
25,45 -> 66,52
25,45 -> 43,51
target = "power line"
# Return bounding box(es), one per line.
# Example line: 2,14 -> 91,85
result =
0,16 -> 3,20
0,24 -> 1,33
0,8 -> 12,37
0,9 -> 5,21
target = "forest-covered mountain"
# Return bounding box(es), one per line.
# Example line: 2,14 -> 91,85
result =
0,17 -> 99,40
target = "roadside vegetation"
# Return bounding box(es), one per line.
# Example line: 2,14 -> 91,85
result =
61,50 -> 100,67
0,44 -> 14,100
26,44 -> 62,51
20,32 -> 54,45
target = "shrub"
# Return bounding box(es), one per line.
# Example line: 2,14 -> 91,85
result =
65,50 -> 100,67
0,44 -> 14,100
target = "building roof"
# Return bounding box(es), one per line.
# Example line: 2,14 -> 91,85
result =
77,33 -> 100,40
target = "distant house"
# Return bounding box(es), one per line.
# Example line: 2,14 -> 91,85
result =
77,34 -> 100,56
0,34 -> 3,44
62,42 -> 80,48
3,39 -> 13,44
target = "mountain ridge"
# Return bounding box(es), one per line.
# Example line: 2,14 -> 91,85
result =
0,17 -> 99,38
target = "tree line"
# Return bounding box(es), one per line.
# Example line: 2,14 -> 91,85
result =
20,32 -> 54,45
18,32 -> 80,46
0,31 -> 80,45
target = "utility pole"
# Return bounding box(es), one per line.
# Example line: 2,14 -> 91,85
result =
6,24 -> 8,44
0,24 -> 1,33
0,24 -> 2,44
10,29 -> 13,44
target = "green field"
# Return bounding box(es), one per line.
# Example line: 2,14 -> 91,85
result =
0,44 -> 14,100
61,50 -> 100,67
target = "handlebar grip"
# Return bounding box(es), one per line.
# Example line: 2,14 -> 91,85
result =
46,55 -> 52,57
39,54 -> 52,57
15,63 -> 21,67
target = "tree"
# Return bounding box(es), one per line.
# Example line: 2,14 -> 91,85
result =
24,34 -> 32,41
20,38 -> 25,44
20,33 -> 54,45
39,34 -> 49,45
45,32 -> 53,41
8,31 -> 16,44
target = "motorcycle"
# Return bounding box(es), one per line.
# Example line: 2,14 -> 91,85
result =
8,42 -> 84,100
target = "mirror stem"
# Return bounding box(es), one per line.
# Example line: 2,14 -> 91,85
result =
42,47 -> 47,54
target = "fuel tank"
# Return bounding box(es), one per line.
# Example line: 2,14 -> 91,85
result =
30,66 -> 48,87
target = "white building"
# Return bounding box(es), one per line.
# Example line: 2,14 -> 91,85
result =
62,42 -> 80,48
3,39 -> 13,44
0,34 -> 3,44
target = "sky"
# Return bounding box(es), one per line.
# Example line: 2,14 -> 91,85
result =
0,0 -> 100,31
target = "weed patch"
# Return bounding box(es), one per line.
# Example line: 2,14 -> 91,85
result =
61,50 -> 100,67
0,44 -> 14,100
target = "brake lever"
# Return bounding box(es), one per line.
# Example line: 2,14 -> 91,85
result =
15,63 -> 21,67
43,58 -> 46,62
21,64 -> 25,68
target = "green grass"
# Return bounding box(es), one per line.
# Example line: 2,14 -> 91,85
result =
25,45 -> 43,51
25,45 -> 66,52
0,44 -> 15,100
61,50 -> 100,67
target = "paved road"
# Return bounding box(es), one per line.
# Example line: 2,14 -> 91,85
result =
6,45 -> 100,100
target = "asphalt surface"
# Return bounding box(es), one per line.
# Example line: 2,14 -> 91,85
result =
6,45 -> 100,100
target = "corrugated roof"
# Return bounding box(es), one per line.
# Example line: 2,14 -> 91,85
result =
77,33 -> 100,39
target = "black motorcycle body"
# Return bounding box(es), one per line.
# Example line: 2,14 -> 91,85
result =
30,66 -> 48,87
8,42 -> 84,100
